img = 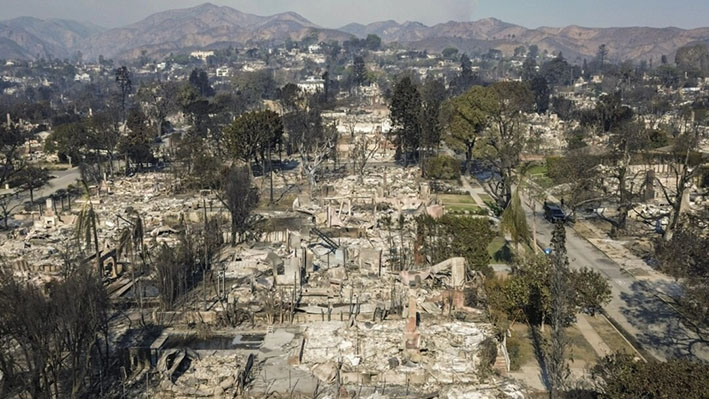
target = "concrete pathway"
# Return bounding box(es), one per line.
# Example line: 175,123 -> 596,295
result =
459,176 -> 487,207
576,314 -> 612,357
509,365 -> 546,392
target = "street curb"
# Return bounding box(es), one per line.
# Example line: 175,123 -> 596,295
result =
599,311 -> 650,362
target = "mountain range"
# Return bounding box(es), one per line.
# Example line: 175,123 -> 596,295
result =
2,2 -> 709,64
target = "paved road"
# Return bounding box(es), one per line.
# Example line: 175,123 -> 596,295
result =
523,196 -> 709,362
5,167 -> 81,212
6,160 -> 125,213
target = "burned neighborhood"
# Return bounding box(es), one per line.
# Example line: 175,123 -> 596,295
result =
0,1 -> 708,398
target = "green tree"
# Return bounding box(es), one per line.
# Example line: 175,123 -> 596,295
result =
114,66 -> 132,125
86,111 -> 121,177
483,81 -> 534,209
425,155 -> 460,180
45,122 -> 89,165
12,165 -> 50,205
529,75 -> 551,114
420,77 -> 446,168
596,44 -> 609,69
528,45 -> 539,60
548,222 -> 573,398
573,267 -> 612,316
500,187 -> 531,254
449,54 -> 480,95
231,70 -> 278,107
390,76 -> 423,164
521,56 -> 537,82
508,254 -> 553,327
443,85 -> 496,172
137,80 -> 179,138
591,354 -> 709,399
656,216 -> 709,335
416,214 -> 496,276
442,47 -> 459,59
540,55 -> 577,86
504,249 -> 610,329
365,34 -> 382,51
224,110 -> 283,168
216,166 -> 259,245
188,68 -> 214,97
0,121 -> 31,190
595,91 -> 633,133
352,55 -> 368,87
118,107 -> 155,171
178,84 -> 213,137
278,83 -> 302,113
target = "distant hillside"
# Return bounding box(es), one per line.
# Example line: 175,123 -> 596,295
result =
80,3 -> 351,60
344,18 -> 709,63
2,2 -> 709,63
0,17 -> 103,60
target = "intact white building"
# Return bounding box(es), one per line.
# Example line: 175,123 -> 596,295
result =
74,73 -> 91,83
190,51 -> 215,61
216,67 -> 232,77
297,77 -> 325,94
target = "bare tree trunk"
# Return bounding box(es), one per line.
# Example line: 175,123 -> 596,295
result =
269,144 -> 274,204
532,202 -> 538,252
93,223 -> 101,278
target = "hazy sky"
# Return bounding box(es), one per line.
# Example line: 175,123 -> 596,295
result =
3,0 -> 709,29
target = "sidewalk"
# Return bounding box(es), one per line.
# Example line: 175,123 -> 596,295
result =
576,314 -> 612,357
459,176 -> 487,207
574,221 -> 683,299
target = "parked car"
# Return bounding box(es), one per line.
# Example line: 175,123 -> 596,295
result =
543,202 -> 567,223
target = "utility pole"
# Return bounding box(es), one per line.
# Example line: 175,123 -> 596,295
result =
269,143 -> 274,204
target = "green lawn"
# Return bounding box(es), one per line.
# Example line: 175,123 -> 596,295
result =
509,324 -> 535,370
508,323 -> 599,371
440,194 -> 487,215
585,314 -> 636,355
439,194 -> 476,205
478,193 -> 493,204
565,325 -> 600,364
531,175 -> 555,189
527,164 -> 548,176
488,236 -> 513,262
527,163 -> 555,189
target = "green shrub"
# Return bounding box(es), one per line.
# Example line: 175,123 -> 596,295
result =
477,337 -> 499,379
426,155 -> 461,180
507,336 -> 522,371
479,337 -> 498,367
545,156 -> 564,183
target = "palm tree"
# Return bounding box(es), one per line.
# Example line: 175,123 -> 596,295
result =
117,208 -> 146,322
117,208 -> 145,269
500,187 -> 531,255
75,181 -> 101,277
512,161 -> 545,252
